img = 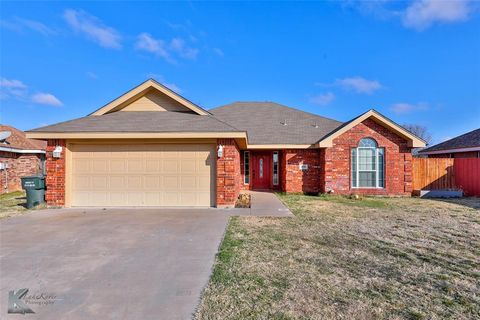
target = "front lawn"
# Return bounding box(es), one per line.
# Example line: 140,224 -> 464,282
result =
0,191 -> 31,218
197,194 -> 480,320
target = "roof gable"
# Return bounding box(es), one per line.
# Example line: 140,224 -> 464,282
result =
90,79 -> 210,116
317,109 -> 426,148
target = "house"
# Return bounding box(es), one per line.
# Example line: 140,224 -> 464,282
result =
0,125 -> 46,193
419,128 -> 480,158
26,79 -> 426,208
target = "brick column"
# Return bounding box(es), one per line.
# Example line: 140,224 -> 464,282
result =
45,139 -> 66,206
404,152 -> 413,193
216,138 -> 240,207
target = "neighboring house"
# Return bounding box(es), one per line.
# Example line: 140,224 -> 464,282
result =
419,128 -> 480,158
26,79 -> 425,208
0,125 -> 46,193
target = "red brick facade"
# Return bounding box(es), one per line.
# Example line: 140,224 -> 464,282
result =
216,138 -> 241,207
323,118 -> 412,195
43,120 -> 413,207
281,149 -> 321,193
0,151 -> 44,193
45,139 -> 66,206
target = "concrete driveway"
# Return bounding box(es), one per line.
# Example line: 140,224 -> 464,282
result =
0,208 -> 231,320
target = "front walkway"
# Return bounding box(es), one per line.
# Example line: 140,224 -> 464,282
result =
229,191 -> 294,217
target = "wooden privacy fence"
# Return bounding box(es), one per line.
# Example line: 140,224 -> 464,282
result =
413,158 -> 480,196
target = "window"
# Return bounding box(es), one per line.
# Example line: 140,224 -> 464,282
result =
244,151 -> 250,184
273,151 -> 279,185
351,138 -> 384,188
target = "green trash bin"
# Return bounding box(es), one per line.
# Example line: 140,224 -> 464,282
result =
21,176 -> 45,209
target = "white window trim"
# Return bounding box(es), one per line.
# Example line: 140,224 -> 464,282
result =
244,151 -> 250,184
352,145 -> 385,189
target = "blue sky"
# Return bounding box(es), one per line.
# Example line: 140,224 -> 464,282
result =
1,1 -> 479,144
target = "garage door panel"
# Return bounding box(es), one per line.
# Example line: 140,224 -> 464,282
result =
110,159 -> 126,171
71,144 -> 214,207
92,176 -> 108,189
110,192 -> 127,206
163,160 -> 178,173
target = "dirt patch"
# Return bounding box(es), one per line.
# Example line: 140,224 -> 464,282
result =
197,194 -> 480,319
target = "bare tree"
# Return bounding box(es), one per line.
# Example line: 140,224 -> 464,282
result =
402,123 -> 432,145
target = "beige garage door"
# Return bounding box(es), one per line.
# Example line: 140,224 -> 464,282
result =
70,144 -> 215,207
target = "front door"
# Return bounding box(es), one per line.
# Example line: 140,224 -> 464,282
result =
252,153 -> 271,189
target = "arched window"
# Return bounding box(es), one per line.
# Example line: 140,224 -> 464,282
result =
351,138 -> 384,188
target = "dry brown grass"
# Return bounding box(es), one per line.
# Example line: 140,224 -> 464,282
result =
0,191 -> 44,218
197,195 -> 480,320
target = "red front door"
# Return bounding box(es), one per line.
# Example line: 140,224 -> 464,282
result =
252,153 -> 271,189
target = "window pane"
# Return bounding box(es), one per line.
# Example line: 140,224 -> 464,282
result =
273,152 -> 279,185
359,138 -> 377,148
359,148 -> 376,170
378,149 -> 384,188
244,152 -> 250,184
351,149 -> 357,187
359,172 -> 376,187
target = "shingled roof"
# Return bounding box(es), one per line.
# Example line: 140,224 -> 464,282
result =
420,128 -> 480,153
210,102 -> 343,145
28,111 -> 240,133
0,125 -> 46,151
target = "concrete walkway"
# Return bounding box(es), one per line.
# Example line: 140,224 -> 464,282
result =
226,191 -> 293,217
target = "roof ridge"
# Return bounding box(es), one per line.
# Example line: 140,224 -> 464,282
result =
211,101 -> 343,124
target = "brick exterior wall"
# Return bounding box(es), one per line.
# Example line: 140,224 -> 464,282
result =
216,138 -> 241,207
45,139 -> 66,206
281,149 -> 321,194
323,118 -> 413,195
0,151 -> 44,193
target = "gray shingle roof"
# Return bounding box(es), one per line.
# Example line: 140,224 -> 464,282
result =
29,111 -> 240,133
420,128 -> 480,153
210,102 -> 343,145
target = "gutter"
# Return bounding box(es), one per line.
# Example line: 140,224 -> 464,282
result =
419,146 -> 480,155
0,146 -> 46,154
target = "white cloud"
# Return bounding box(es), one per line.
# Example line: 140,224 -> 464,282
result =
0,17 -> 56,35
136,33 -> 171,61
391,102 -> 428,114
170,38 -> 199,59
213,48 -> 224,57
310,92 -> 335,106
0,78 -> 28,98
32,93 -> 63,106
335,77 -> 382,94
135,33 -> 199,63
63,9 -> 121,49
403,0 -> 472,30
0,78 -> 27,89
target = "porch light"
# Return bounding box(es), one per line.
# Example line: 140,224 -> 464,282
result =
53,146 -> 63,158
217,145 -> 224,158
